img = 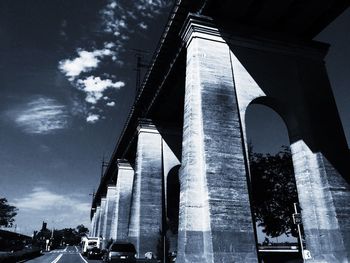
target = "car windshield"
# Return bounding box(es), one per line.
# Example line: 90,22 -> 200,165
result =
110,243 -> 136,253
88,241 -> 97,246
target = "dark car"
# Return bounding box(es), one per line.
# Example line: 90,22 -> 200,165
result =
87,247 -> 103,260
104,242 -> 136,263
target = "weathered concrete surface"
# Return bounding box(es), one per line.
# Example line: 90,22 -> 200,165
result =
222,26 -> 350,261
178,19 -> 258,263
91,212 -> 96,237
112,161 -> 134,240
90,11 -> 350,262
128,123 -> 163,258
291,141 -> 350,262
97,198 -> 106,238
93,206 -> 101,237
91,213 -> 95,236
102,186 -> 117,248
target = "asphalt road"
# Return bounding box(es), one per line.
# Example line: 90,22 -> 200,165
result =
26,245 -> 102,263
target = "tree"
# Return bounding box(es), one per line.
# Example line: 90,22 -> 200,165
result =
61,228 -> 80,245
249,147 -> 299,239
76,224 -> 89,236
0,198 -> 18,228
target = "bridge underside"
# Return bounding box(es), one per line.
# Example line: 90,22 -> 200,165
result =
204,0 -> 350,38
91,1 -> 350,262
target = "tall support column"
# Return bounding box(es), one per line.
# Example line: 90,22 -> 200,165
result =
221,22 -> 350,261
114,160 -> 134,240
291,141 -> 350,262
97,198 -> 106,238
91,211 -> 97,237
94,206 -> 101,237
177,17 -> 258,263
128,121 -> 163,258
102,185 -> 117,248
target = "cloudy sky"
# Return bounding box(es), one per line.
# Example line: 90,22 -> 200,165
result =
0,0 -> 172,235
0,1 -> 349,236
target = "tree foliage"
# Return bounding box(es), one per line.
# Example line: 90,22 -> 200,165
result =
76,224 -> 89,236
0,198 -> 18,227
34,226 -> 86,249
249,147 -> 299,238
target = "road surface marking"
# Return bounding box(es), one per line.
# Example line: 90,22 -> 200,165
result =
64,246 -> 68,252
74,246 -> 79,252
50,254 -> 63,263
79,253 -> 88,263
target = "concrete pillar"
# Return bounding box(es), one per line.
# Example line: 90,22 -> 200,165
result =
97,198 -> 106,238
91,211 -> 96,237
178,17 -> 258,263
128,121 -> 163,258
94,206 -> 101,237
102,185 -> 117,248
220,19 -> 350,260
113,160 -> 134,240
291,141 -> 350,262
221,20 -> 350,261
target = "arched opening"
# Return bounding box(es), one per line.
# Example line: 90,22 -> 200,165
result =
245,103 -> 303,262
167,165 -> 180,234
165,165 -> 180,261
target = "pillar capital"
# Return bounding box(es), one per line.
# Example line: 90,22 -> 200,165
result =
117,159 -> 133,170
137,118 -> 159,134
106,184 -> 116,190
180,14 -> 328,60
180,14 -> 224,47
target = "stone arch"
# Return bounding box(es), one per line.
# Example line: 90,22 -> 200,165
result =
165,164 -> 181,256
249,96 -> 299,142
238,95 -> 299,179
244,101 -> 303,261
166,165 -> 181,234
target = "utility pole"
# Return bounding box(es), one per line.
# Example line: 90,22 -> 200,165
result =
133,49 -> 149,97
100,155 -> 108,179
293,202 -> 312,261
89,189 -> 95,202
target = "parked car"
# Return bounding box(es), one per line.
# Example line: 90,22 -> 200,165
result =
87,247 -> 103,260
104,241 -> 136,263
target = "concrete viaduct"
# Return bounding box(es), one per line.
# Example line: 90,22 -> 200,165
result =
90,1 -> 350,262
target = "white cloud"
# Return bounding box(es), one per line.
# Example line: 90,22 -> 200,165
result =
109,1 -> 117,9
104,42 -> 115,49
139,22 -> 148,29
100,0 -> 170,39
59,49 -> 115,81
13,187 -> 91,231
14,187 -> 86,211
11,97 -> 68,134
58,0 -> 171,123
135,0 -> 169,17
106,101 -> 115,107
86,114 -> 100,123
77,76 -> 124,104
